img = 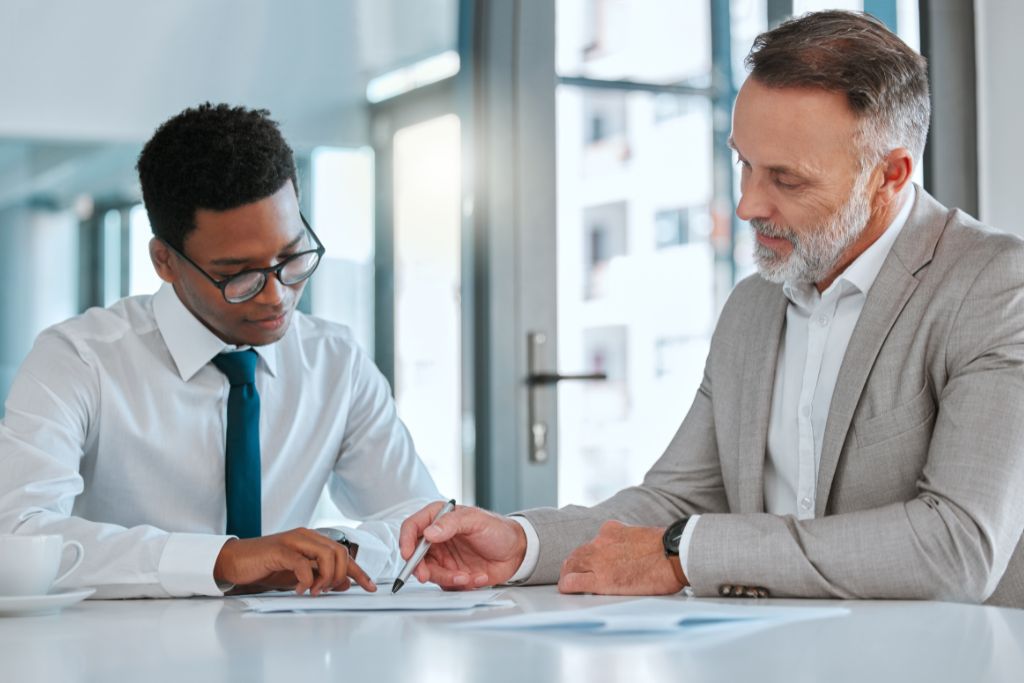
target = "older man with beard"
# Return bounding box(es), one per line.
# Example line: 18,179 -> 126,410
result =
398,10 -> 1024,607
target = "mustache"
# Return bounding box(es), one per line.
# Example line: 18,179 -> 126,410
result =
750,218 -> 795,243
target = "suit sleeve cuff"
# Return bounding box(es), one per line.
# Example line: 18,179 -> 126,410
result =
678,515 -> 701,580
506,515 -> 540,584
158,533 -> 235,597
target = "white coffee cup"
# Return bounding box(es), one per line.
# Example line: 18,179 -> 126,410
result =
0,534 -> 85,596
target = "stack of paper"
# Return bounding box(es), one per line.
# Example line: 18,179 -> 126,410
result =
459,598 -> 848,635
238,584 -> 512,614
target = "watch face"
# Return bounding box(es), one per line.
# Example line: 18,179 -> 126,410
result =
663,517 -> 688,556
315,528 -> 359,559
316,528 -> 345,543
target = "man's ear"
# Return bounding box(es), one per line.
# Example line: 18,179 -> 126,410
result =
150,238 -> 177,284
873,147 -> 914,208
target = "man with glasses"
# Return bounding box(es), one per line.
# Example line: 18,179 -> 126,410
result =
0,103 -> 443,598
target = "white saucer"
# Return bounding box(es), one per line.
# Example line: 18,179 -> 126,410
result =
0,588 -> 95,617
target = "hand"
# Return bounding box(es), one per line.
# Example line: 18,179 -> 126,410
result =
213,528 -> 376,596
557,521 -> 687,595
399,502 -> 528,590
222,570 -> 301,596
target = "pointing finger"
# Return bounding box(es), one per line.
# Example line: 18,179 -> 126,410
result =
347,557 -> 376,592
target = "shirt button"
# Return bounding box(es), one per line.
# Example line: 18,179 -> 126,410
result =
801,405 -> 811,418
800,497 -> 813,511
817,315 -> 829,326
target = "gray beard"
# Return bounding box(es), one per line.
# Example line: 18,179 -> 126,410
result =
751,177 -> 873,285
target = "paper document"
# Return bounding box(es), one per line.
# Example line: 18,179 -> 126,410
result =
460,598 -> 848,635
239,584 -> 511,613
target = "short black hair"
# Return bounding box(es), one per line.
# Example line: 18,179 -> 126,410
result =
136,103 -> 298,251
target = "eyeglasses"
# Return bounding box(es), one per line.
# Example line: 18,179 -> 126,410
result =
165,214 -> 326,304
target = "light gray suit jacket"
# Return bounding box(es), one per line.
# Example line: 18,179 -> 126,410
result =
520,187 -> 1024,607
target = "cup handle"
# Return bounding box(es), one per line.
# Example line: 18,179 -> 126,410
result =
54,540 -> 85,585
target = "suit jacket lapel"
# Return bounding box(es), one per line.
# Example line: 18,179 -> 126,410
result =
737,282 -> 788,513
814,187 -> 949,515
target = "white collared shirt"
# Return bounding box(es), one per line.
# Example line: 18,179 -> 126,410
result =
510,187 -> 916,584
762,191 -> 914,518
676,186 -> 915,570
0,284 -> 441,598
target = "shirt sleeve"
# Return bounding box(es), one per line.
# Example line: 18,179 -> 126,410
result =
0,331 -> 232,598
677,515 -> 701,579
326,344 -> 444,581
506,515 -> 541,584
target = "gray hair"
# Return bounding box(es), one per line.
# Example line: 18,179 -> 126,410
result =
745,11 -> 930,166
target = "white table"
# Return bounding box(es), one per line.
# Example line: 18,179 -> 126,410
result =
3,586 -> 1023,682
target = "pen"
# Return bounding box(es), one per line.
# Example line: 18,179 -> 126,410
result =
392,499 -> 456,594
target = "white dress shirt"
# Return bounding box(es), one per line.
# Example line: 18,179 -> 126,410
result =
0,283 -> 442,598
510,187 -> 915,584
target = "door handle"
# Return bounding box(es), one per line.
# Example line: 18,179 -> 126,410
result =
526,372 -> 608,386
526,332 -> 607,464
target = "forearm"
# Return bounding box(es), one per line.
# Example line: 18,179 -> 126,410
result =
5,509 -> 232,599
687,497 -> 1019,602
518,480 -> 725,586
1,420 -> 231,598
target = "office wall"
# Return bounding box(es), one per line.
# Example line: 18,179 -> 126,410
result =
0,2 -> 359,148
0,0 -> 454,149
975,0 -> 1023,235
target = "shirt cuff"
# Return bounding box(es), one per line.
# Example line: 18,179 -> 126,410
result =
158,533 -> 235,597
678,514 -> 701,580
506,515 -> 540,584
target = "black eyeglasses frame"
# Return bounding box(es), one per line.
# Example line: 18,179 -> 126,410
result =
163,214 -> 326,304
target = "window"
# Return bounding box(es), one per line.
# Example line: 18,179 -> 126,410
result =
128,205 -> 163,297
654,206 -> 712,249
583,202 -> 627,299
392,114 -> 463,501
555,0 -> 763,507
652,93 -> 697,123
309,147 -> 376,356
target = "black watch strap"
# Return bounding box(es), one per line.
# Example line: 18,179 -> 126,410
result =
662,517 -> 689,557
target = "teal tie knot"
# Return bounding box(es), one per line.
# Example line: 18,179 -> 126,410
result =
212,349 -> 258,387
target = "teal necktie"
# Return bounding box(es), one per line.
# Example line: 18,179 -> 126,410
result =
212,350 -> 262,539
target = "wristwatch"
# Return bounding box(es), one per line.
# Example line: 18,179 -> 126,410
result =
662,517 -> 689,557
314,527 -> 359,560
